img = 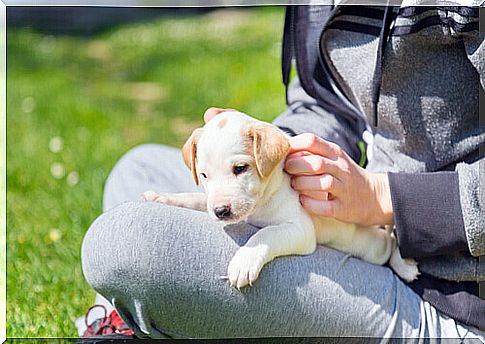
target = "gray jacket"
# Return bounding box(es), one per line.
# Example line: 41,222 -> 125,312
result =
272,2 -> 484,329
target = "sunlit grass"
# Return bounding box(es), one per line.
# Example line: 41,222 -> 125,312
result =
7,7 -> 285,337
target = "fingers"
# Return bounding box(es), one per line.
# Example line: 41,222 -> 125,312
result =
203,107 -> 238,123
299,195 -> 339,218
288,133 -> 342,159
298,190 -> 329,201
291,174 -> 343,195
285,154 -> 340,177
287,151 -> 313,159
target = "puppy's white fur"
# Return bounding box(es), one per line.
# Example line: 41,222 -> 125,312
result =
144,111 -> 419,288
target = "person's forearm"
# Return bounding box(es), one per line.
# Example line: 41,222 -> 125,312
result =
388,171 -> 469,259
370,173 -> 394,226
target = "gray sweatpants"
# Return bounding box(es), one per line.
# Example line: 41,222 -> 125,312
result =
81,144 -> 485,341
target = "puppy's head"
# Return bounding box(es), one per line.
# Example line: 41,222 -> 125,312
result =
182,111 -> 290,223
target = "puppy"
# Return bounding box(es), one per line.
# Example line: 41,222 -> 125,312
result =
144,111 -> 419,288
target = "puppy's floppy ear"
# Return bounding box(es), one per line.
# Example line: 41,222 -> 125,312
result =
182,128 -> 204,186
245,123 -> 290,178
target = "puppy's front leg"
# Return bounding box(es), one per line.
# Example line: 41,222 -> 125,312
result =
143,191 -> 207,212
227,221 -> 316,289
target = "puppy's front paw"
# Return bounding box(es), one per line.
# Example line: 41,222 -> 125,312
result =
143,190 -> 160,202
143,191 -> 170,204
227,247 -> 268,289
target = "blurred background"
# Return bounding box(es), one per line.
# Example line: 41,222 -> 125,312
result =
7,6 -> 286,337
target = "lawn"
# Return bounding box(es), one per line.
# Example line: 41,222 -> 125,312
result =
7,7 -> 286,337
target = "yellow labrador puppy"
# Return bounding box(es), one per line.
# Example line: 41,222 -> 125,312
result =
144,111 -> 419,289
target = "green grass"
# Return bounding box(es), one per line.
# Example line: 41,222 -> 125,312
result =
7,7 -> 286,337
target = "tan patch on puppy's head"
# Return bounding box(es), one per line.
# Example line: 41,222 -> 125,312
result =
182,128 -> 204,185
217,118 -> 227,129
242,122 -> 290,178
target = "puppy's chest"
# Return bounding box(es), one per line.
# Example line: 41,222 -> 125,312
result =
246,209 -> 292,228
246,186 -> 307,228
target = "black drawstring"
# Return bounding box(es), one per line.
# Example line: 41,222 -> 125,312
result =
371,4 -> 397,127
282,6 -> 294,105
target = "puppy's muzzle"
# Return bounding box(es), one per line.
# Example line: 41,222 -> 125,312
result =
214,205 -> 232,220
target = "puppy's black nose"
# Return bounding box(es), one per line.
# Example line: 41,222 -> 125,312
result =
214,205 -> 231,219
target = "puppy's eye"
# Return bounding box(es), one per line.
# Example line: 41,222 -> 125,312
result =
200,172 -> 208,179
233,164 -> 248,175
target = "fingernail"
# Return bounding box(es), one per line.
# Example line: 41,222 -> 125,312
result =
284,158 -> 293,168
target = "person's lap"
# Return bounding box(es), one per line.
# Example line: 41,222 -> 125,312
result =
81,144 -> 482,340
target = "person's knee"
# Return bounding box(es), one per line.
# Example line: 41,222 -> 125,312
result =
103,144 -> 180,211
81,201 -> 169,296
105,143 -> 168,187
118,144 -> 174,164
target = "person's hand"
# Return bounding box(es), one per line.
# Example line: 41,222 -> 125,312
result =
203,107 -> 238,123
284,133 -> 394,227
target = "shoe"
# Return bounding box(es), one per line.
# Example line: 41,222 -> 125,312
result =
82,304 -> 135,337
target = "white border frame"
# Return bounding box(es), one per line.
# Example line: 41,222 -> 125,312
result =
0,0 -> 6,343
1,1 -> 482,341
